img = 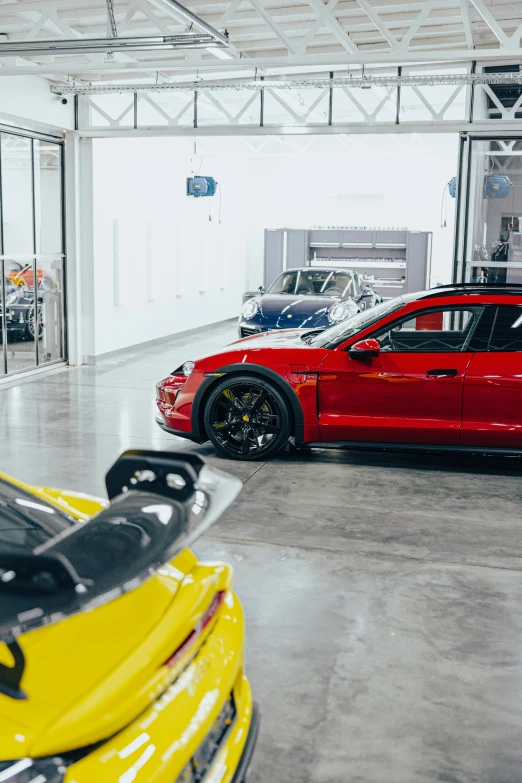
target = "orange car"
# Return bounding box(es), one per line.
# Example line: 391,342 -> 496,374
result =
7,263 -> 45,288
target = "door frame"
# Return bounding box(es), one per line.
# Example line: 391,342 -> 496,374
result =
0,124 -> 67,379
453,132 -> 522,286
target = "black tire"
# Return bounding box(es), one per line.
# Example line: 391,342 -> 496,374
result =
204,375 -> 291,460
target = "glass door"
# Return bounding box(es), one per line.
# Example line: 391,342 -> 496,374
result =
455,135 -> 522,286
0,131 -> 65,376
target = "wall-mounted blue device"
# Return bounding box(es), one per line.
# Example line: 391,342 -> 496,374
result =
449,177 -> 457,198
187,176 -> 217,197
484,175 -> 511,199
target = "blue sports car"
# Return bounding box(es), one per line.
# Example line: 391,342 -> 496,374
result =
238,267 -> 381,338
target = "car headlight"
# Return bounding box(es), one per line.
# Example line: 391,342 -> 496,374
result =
241,299 -> 258,320
182,361 -> 195,377
0,757 -> 67,781
328,302 -> 353,324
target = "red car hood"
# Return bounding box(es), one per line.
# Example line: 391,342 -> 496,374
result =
232,328 -> 313,348
181,330 -> 329,377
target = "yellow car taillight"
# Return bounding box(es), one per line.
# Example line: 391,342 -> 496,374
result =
164,591 -> 226,670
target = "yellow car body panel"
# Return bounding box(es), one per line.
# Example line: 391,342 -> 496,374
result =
0,470 -> 256,783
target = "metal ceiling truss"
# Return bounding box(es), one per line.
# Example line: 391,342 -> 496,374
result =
106,0 -> 118,38
53,71 -> 522,93
1,0 -> 522,136
0,0 -> 522,77
52,64 -> 522,133
0,0 -> 229,63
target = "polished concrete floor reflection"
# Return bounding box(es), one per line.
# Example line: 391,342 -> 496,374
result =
1,334 -> 43,376
1,321 -> 522,783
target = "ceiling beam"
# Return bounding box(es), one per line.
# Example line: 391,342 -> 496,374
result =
396,0 -> 436,52
304,0 -> 359,55
458,0 -> 474,50
247,0 -> 298,54
355,0 -> 400,50
469,0 -> 510,46
1,45 -> 522,77
76,119 -> 522,138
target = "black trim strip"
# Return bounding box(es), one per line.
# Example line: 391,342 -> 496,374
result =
328,71 -> 333,126
469,60 -> 476,124
396,65 -> 402,124
155,416 -> 202,443
303,441 -> 522,456
289,370 -> 318,375
452,132 -> 466,285
231,703 -> 260,783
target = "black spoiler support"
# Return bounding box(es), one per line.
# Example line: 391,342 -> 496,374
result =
105,449 -> 206,502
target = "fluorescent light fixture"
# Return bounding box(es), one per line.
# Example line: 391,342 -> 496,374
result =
206,47 -> 233,59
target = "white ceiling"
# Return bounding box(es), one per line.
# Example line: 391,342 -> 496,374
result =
0,0 -> 521,83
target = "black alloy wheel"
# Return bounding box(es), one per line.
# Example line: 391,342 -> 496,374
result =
204,375 -> 291,460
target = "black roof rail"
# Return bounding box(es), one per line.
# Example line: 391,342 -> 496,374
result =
434,282 -> 522,289
422,283 -> 522,298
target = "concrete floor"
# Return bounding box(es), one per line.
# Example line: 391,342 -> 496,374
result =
1,320 -> 522,783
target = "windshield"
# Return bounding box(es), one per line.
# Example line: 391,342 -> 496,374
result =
268,269 -> 360,298
310,297 -> 406,348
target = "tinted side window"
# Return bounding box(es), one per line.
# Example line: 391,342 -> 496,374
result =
467,306 -> 496,351
371,307 -> 483,352
489,305 -> 522,351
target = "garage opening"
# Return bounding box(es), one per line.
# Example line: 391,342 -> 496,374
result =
90,132 -> 458,358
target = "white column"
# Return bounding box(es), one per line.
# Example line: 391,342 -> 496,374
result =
65,132 -> 95,365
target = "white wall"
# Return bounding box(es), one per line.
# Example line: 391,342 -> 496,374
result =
0,76 -> 73,131
92,138 -> 254,355
244,134 -> 459,288
91,133 -> 459,356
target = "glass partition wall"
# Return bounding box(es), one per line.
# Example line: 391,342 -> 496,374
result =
458,136 -> 522,287
0,131 -> 65,376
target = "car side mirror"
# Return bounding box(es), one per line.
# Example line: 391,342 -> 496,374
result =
258,285 -> 265,294
348,338 -> 381,359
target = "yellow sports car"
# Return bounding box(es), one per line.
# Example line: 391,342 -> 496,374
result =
0,450 -> 259,783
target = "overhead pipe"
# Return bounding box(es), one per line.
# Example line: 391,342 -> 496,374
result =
157,0 -> 230,47
0,34 -> 228,57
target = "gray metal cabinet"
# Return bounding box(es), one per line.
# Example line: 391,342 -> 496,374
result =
264,229 -> 309,288
263,227 -> 432,298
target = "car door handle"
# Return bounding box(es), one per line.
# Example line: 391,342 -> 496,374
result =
426,368 -> 459,378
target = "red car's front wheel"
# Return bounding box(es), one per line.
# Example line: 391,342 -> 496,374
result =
204,375 -> 291,460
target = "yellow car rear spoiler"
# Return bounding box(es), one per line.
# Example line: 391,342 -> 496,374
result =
0,450 -> 242,700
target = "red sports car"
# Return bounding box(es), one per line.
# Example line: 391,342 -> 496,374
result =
156,284 -> 522,460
